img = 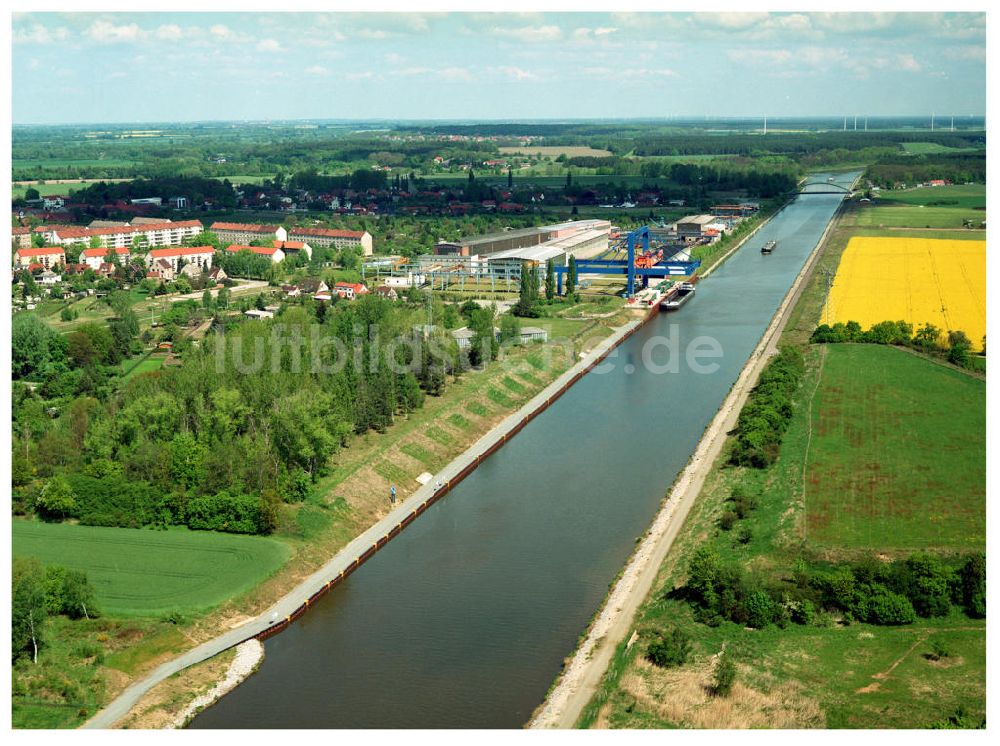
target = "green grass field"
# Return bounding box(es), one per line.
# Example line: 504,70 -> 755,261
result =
805,345 -> 985,550
118,355 -> 165,381
853,185 -> 986,229
876,184 -> 984,208
12,521 -> 290,616
585,343 -> 986,730
900,142 -> 985,155
854,206 -> 984,229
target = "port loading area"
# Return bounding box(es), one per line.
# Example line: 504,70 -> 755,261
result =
554,225 -> 701,297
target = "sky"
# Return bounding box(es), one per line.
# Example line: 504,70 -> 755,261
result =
10,10 -> 988,124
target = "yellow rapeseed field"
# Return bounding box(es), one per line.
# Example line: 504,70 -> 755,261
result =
822,237 -> 986,349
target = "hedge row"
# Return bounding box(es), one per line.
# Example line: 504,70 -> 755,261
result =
63,474 -> 274,535
729,346 -> 804,468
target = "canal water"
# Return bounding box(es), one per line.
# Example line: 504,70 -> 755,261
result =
191,173 -> 857,729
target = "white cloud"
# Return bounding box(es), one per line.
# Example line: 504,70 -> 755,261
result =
385,52 -> 406,65
494,66 -> 537,81
772,14 -> 812,32
711,13 -> 770,30
346,71 -> 375,80
357,29 -> 391,40
390,66 -> 472,82
583,67 -> 677,80
86,20 -> 144,43
943,46 -> 986,62
256,38 -> 282,52
726,49 -> 794,65
210,24 -> 234,39
438,67 -> 472,82
492,25 -> 562,43
305,65 -> 329,76
810,12 -> 898,34
395,67 -> 433,76
895,53 -> 921,72
13,24 -> 69,44
106,71 -> 128,80
572,26 -> 618,43
155,25 -> 184,41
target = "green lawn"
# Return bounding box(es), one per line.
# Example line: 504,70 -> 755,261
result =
900,142 -> 985,155
876,183 -> 984,208
806,345 -> 985,550
119,355 -> 164,381
853,184 -> 986,229
12,521 -> 290,617
854,205 -> 984,229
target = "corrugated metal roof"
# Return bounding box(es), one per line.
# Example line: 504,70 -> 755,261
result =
486,245 -> 567,263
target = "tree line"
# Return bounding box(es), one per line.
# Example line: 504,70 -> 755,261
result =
684,544 -> 985,630
864,153 -> 986,189
728,346 -> 804,468
811,319 -> 983,367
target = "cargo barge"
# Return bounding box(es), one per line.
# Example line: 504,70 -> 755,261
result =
761,240 -> 777,254
660,281 -> 696,311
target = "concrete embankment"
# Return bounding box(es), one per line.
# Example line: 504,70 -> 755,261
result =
84,304 -> 659,729
529,198 -> 846,729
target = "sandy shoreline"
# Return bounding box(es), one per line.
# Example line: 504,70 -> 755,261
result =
529,197 -> 845,729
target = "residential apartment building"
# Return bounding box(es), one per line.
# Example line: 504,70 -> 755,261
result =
145,246 -> 215,272
210,222 -> 287,245
287,227 -> 373,256
11,226 -> 31,249
225,244 -> 285,264
14,246 -> 66,270
80,246 -> 131,271
36,220 -> 203,249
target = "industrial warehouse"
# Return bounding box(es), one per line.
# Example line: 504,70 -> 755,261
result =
362,207 -> 755,296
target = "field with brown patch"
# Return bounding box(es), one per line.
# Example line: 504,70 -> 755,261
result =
581,204 -> 985,730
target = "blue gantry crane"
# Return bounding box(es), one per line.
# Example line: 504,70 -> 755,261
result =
554,225 -> 701,296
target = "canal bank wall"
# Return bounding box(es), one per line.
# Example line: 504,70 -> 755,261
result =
85,304 -> 660,729
529,196 -> 848,729
254,303 -> 662,644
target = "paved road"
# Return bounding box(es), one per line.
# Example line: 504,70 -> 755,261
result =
84,311 -> 646,729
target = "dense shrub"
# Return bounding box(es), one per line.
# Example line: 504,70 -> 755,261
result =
958,553 -> 986,618
719,510 -> 737,531
67,474 -> 172,528
896,554 -> 955,618
646,627 -> 691,668
860,585 -> 917,625
185,491 -> 269,534
729,347 -> 804,468
712,654 -> 737,697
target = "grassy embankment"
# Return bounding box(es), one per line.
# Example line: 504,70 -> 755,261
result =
13,301 -> 633,728
579,200 -> 986,729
